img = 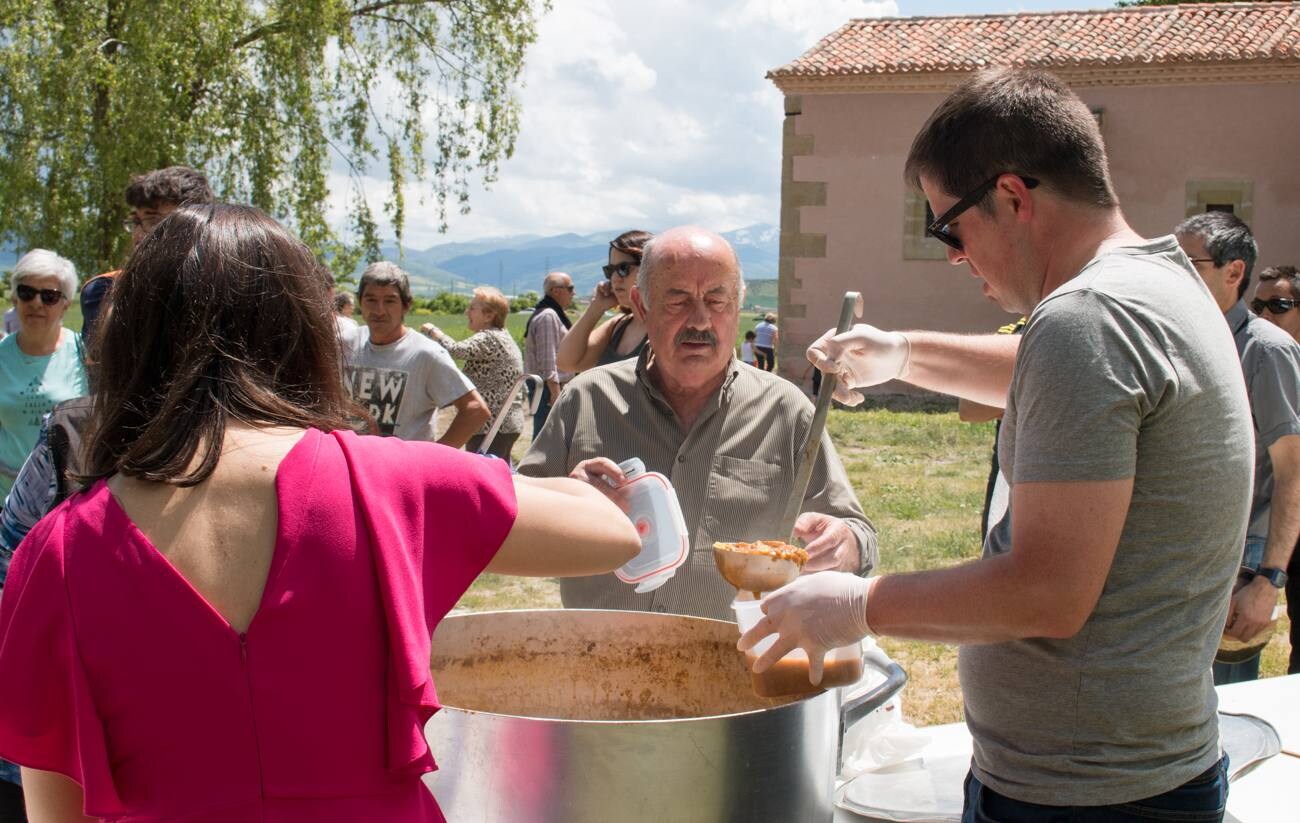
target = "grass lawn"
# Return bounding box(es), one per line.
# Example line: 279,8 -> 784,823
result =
454,407 -> 1294,728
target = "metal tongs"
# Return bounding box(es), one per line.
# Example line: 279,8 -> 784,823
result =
475,373 -> 543,458
776,291 -> 863,543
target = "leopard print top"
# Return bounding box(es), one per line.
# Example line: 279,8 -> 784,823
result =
434,327 -> 525,435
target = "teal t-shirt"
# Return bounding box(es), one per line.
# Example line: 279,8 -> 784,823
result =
0,332 -> 87,496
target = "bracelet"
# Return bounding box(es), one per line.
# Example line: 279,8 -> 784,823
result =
897,334 -> 912,380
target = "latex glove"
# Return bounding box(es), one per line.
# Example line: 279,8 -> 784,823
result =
737,572 -> 878,686
793,512 -> 858,573
806,324 -> 911,406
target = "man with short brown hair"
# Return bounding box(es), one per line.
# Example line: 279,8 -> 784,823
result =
81,166 -> 216,348
753,68 -> 1249,820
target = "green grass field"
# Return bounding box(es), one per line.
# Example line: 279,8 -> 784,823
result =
457,408 -> 1294,727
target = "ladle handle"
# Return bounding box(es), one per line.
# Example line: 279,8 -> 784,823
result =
778,291 -> 862,543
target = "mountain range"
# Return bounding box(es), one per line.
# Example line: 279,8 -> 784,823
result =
1,222 -> 781,309
354,223 -> 779,307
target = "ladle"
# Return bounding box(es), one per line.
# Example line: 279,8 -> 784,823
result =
712,291 -> 863,598
712,544 -> 804,599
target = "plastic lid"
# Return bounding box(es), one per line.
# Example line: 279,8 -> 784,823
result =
613,467 -> 689,592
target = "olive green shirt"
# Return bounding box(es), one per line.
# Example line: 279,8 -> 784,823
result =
518,351 -> 876,621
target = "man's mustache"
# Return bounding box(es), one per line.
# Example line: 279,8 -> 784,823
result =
676,328 -> 717,346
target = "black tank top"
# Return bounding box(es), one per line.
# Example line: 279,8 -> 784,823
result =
596,314 -> 647,367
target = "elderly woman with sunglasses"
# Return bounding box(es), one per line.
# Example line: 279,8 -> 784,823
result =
0,250 -> 87,498
556,230 -> 651,373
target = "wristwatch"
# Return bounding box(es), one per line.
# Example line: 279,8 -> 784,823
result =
1252,566 -> 1289,589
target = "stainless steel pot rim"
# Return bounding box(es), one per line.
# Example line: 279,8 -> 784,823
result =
433,608 -> 825,724
435,698 -> 822,725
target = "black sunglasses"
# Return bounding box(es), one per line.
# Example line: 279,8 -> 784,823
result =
15,283 -> 66,306
1251,297 -> 1298,315
602,261 -> 639,280
926,174 -> 1040,252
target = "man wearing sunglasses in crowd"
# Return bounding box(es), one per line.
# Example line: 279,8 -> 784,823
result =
1251,264 -> 1300,677
1175,214 -> 1300,685
523,271 -> 576,439
1254,265 -> 1300,342
752,69 -> 1250,820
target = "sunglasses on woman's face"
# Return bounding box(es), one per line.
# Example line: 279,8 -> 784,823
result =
602,261 -> 638,280
15,284 -> 66,306
1251,297 -> 1299,315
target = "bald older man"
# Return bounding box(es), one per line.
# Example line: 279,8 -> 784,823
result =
518,226 -> 876,620
524,271 -> 575,438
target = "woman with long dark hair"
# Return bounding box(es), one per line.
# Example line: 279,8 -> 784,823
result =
0,204 -> 638,822
556,230 -> 651,372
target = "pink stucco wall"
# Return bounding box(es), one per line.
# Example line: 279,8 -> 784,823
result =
778,80 -> 1300,387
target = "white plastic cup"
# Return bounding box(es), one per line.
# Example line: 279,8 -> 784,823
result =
731,596 -> 775,656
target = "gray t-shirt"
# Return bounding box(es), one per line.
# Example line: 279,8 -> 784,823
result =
345,328 -> 475,441
961,237 -> 1253,806
1226,299 -> 1300,539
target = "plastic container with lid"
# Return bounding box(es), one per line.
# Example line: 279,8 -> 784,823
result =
732,595 -> 864,698
611,458 -> 690,593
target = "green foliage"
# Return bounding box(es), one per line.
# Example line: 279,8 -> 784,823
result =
426,290 -> 469,314
509,290 -> 538,312
0,0 -> 545,275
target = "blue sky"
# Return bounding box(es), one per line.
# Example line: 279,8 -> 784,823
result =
332,0 -> 1112,248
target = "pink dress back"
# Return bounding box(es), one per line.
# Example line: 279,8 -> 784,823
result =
0,428 -> 517,821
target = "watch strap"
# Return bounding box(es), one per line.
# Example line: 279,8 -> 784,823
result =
1256,566 -> 1288,589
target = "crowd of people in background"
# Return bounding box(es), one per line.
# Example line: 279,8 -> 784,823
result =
0,65 -> 1294,823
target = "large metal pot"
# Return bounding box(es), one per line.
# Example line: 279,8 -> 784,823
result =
424,609 -> 905,823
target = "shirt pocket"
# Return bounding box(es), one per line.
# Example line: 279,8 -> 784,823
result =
696,455 -> 784,566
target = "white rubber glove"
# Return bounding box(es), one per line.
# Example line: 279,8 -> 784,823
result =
806,324 -> 911,406
737,572 -> 878,686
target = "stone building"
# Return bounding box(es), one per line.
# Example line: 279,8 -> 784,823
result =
767,2 -> 1300,391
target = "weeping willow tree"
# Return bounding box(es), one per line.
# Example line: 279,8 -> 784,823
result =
0,0 -> 543,275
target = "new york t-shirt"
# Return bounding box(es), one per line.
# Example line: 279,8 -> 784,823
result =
345,328 -> 474,441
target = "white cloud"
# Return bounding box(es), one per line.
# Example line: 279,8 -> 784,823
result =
738,0 -> 899,45
328,0 -> 899,248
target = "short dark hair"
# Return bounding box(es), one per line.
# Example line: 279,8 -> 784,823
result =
358,261 -> 413,307
124,166 -> 215,210
904,68 -> 1117,212
610,230 -> 653,261
1259,265 -> 1300,300
1175,212 -> 1258,300
744,330 -> 756,340
333,291 -> 354,312
84,204 -> 354,486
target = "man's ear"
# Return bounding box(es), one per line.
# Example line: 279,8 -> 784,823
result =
630,287 -> 649,323
1001,175 -> 1035,224
1225,260 -> 1247,292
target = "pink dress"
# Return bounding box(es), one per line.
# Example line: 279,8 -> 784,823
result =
0,428 -> 517,821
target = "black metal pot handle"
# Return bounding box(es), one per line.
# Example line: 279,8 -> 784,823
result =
836,645 -> 908,771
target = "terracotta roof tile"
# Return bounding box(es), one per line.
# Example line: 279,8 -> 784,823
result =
768,2 -> 1300,78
